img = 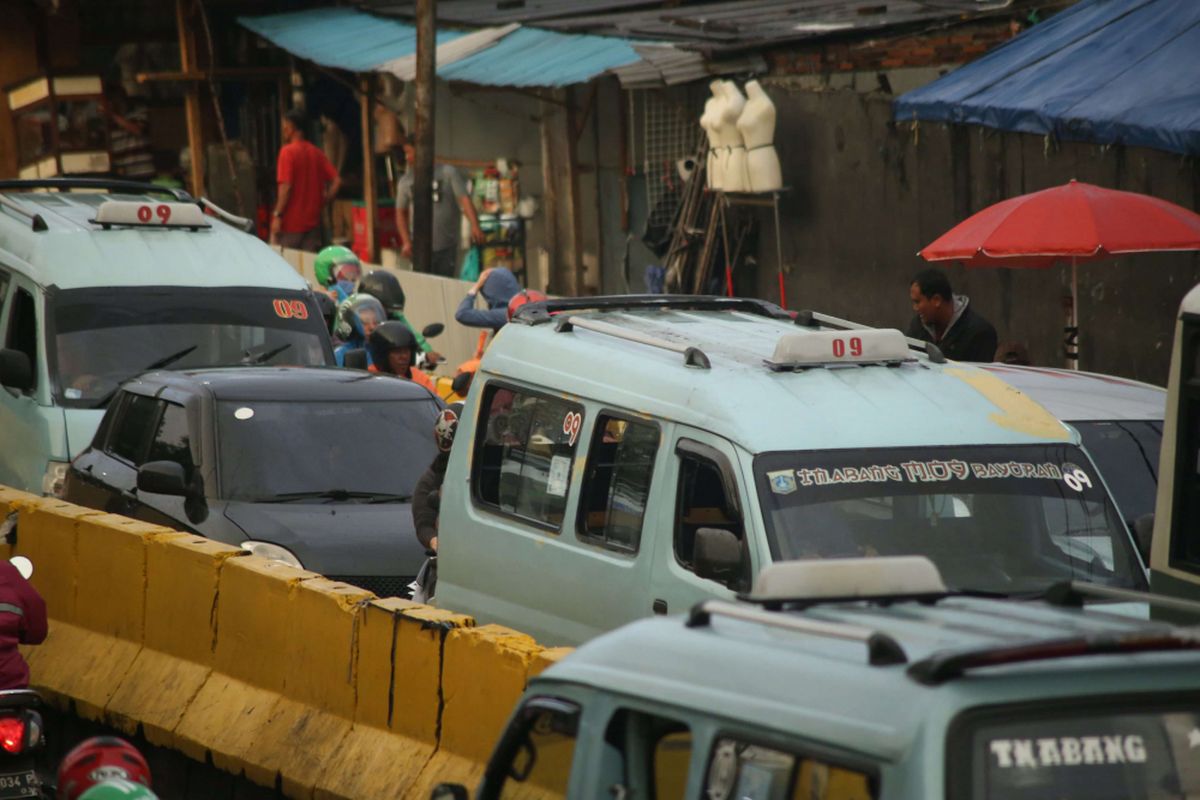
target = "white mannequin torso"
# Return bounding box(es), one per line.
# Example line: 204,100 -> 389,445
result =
718,81 -> 750,192
701,81 -> 724,190
738,80 -> 782,192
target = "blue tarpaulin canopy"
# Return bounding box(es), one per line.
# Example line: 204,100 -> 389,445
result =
239,8 -> 642,88
893,0 -> 1200,156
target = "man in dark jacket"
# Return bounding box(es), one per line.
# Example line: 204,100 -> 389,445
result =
906,268 -> 999,362
0,558 -> 47,689
455,268 -> 521,333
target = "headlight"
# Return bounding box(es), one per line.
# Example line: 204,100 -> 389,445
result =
240,541 -> 304,569
42,461 -> 69,498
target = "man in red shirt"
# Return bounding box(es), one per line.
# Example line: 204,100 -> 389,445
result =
270,109 -> 341,251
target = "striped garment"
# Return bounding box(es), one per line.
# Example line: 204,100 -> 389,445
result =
110,106 -> 154,180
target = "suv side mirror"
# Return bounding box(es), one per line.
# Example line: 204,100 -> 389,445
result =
422,322 -> 445,339
1133,512 -> 1154,560
0,349 -> 33,392
430,784 -> 469,800
138,460 -> 189,497
694,527 -> 744,586
343,348 -> 369,370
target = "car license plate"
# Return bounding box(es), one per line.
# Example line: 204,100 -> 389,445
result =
0,770 -> 39,799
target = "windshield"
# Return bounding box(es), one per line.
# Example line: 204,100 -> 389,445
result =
216,399 -> 438,502
1074,420 -> 1162,526
754,444 -> 1145,595
966,707 -> 1200,799
49,286 -> 333,408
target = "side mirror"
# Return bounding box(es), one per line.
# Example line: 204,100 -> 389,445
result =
693,527 -> 744,585
342,348 -> 369,370
0,349 -> 33,391
422,322 -> 445,339
1133,512 -> 1154,561
430,784 -> 469,800
137,460 -> 189,497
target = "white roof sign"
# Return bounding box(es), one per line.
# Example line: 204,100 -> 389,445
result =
93,200 -> 210,230
770,328 -> 911,367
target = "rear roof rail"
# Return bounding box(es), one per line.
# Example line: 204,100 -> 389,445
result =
0,177 -> 193,202
511,294 -> 792,325
553,314 -> 711,369
794,309 -> 946,364
1044,580 -> 1200,619
907,630 -> 1200,686
687,599 -> 908,666
0,196 -> 47,232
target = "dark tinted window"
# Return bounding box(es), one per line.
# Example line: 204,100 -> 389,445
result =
675,445 -> 744,582
1172,319 -> 1200,572
472,383 -> 583,529
107,393 -> 161,465
578,415 -> 659,552
5,287 -> 37,391
146,402 -> 194,479
1075,420 -> 1161,524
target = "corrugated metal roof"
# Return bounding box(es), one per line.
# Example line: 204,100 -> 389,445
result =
358,0 -> 1028,54
238,7 -> 464,73
611,44 -> 766,88
437,26 -> 642,87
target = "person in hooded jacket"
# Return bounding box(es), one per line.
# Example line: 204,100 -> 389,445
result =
906,268 -> 998,362
367,322 -> 436,392
454,267 -> 521,333
412,402 -> 463,553
0,558 -> 47,689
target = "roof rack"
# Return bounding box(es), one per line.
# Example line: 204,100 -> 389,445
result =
686,600 -> 908,666
553,314 -> 711,369
793,309 -> 946,364
0,196 -> 47,232
907,630 -> 1200,686
1043,580 -> 1200,618
0,177 -> 193,203
511,294 -> 792,326
198,196 -> 254,233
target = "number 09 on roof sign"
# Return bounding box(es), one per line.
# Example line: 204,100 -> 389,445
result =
93,200 -> 210,229
770,329 -> 911,368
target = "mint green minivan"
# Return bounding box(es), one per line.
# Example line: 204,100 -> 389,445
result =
0,179 -> 333,495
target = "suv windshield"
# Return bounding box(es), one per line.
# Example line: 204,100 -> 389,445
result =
216,399 -> 438,502
49,286 -> 332,407
964,706 -> 1200,799
754,444 -> 1145,595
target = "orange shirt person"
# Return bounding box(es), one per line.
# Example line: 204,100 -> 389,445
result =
270,109 -> 341,252
366,322 -> 436,392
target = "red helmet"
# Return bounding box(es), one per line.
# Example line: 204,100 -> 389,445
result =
506,290 -> 548,321
57,737 -> 152,800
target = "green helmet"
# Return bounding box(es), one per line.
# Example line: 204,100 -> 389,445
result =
313,245 -> 361,287
78,780 -> 159,800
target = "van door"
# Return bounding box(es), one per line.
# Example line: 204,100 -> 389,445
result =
647,430 -> 754,617
0,272 -> 52,493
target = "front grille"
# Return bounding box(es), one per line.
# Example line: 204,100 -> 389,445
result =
325,574 -> 414,599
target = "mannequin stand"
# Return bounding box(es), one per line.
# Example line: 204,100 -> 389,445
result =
716,190 -> 788,308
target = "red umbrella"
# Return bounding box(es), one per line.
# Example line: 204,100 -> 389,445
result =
919,179 -> 1200,367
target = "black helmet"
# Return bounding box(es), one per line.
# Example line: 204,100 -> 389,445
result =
359,270 -> 406,314
367,321 -> 418,373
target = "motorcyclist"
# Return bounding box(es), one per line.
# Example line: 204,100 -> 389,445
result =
313,245 -> 363,303
76,781 -> 159,800
0,557 -> 46,690
409,402 -> 463,602
333,293 -> 387,367
454,267 -> 521,332
366,321 -> 435,392
56,737 -> 152,800
358,270 -> 443,365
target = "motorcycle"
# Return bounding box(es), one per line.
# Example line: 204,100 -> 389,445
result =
0,558 -> 44,800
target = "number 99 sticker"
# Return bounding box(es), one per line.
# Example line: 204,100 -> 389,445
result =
1062,463 -> 1093,492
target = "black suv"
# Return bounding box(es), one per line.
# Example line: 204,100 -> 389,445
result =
65,366 -> 441,596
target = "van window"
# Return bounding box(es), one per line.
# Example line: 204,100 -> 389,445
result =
703,737 -> 876,800
578,415 -> 659,552
675,443 -> 745,589
106,393 -> 161,466
0,272 -> 10,306
603,710 -> 693,800
473,383 -> 583,530
5,287 -> 38,391
495,697 -> 580,800
146,402 -> 194,479
1171,317 -> 1200,573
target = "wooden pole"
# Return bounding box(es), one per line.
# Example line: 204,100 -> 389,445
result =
539,95 -> 560,294
360,75 -> 378,263
564,86 -> 583,295
412,0 -> 436,275
175,0 -> 205,198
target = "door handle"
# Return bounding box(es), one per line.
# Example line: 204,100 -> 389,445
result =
652,599 -> 668,615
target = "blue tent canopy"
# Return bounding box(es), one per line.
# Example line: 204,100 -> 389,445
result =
893,0 -> 1200,156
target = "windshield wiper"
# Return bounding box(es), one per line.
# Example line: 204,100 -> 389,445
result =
242,342 -> 292,365
258,489 -> 412,503
90,344 -> 199,408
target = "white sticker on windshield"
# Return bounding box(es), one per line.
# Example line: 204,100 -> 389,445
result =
1062,463 -> 1093,492
234,407 -> 255,421
64,388 -> 81,400
546,455 -> 571,497
767,470 -> 797,495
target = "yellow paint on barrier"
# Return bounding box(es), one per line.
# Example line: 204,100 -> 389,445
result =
403,751 -> 486,800
315,725 -> 435,800
392,605 -> 474,744
74,514 -> 165,642
24,622 -> 139,721
354,598 -> 414,731
106,647 -> 211,745
530,647 -> 573,678
944,367 -> 1070,441
173,670 -> 279,778
440,624 -> 542,763
10,497 -> 97,624
283,578 -> 373,716
144,534 -> 242,662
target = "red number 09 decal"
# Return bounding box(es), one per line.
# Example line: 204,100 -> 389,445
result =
831,337 -> 864,358
562,411 -> 582,447
272,299 -> 310,320
136,204 -> 172,224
